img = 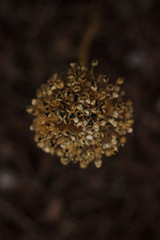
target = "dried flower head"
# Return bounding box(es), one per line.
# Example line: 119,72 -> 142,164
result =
27,60 -> 133,168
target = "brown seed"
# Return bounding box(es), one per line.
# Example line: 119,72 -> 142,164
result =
26,60 -> 133,168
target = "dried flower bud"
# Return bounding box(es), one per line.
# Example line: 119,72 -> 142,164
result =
26,60 -> 134,168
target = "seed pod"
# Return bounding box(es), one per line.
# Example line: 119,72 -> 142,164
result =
27,60 -> 133,168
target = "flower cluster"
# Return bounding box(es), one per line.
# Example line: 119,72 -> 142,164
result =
26,60 -> 133,168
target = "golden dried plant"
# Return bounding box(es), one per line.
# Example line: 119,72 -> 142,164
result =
26,60 -> 133,168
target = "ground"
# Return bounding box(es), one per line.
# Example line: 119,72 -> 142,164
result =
0,0 -> 160,239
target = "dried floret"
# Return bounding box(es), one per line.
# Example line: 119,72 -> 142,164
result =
26,60 -> 134,168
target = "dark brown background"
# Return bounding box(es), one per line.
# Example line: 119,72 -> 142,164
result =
0,0 -> 160,239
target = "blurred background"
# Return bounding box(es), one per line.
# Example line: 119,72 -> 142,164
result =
0,0 -> 160,239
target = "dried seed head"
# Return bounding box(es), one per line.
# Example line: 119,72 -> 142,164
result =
26,60 -> 134,168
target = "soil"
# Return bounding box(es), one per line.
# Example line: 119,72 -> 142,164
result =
0,0 -> 160,239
